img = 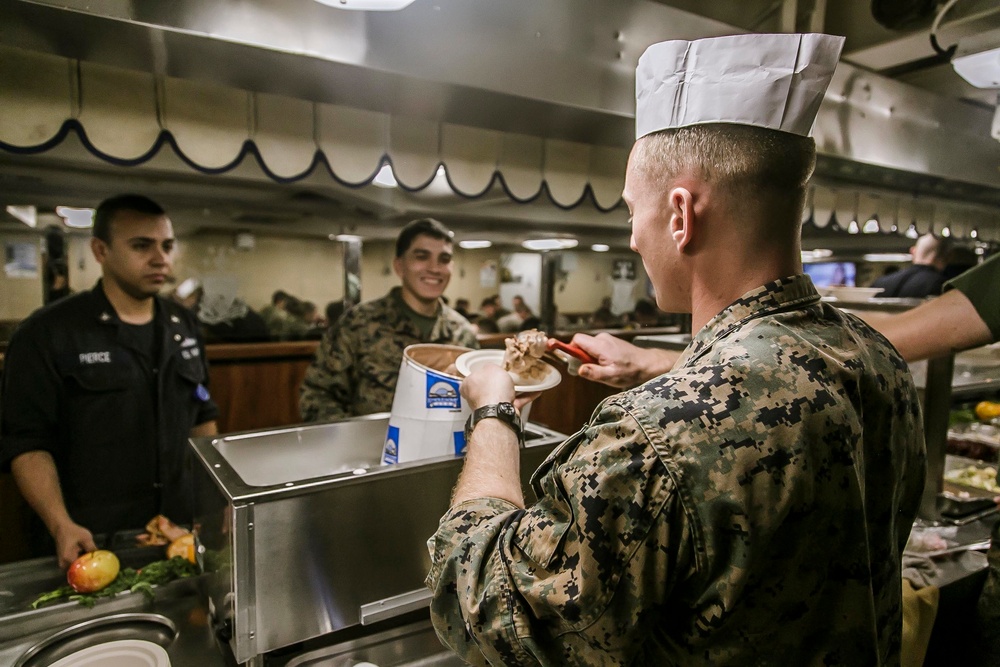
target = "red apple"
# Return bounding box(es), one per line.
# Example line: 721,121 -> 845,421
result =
67,550 -> 120,593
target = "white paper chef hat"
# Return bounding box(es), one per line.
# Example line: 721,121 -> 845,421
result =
636,33 -> 845,140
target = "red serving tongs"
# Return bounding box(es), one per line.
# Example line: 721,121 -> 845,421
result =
545,338 -> 596,365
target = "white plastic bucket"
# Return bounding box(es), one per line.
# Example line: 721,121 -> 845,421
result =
383,344 -> 473,464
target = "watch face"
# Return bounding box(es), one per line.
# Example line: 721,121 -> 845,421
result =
498,402 -> 516,418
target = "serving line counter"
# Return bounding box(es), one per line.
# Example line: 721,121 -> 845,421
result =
0,414 -> 568,666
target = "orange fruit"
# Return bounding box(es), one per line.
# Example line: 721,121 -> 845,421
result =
975,401 -> 1000,422
167,534 -> 196,564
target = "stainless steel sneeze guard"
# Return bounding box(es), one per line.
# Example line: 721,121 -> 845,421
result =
189,413 -> 567,664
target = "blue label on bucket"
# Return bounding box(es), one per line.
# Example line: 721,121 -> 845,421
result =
454,430 -> 466,456
426,371 -> 461,409
383,425 -> 400,464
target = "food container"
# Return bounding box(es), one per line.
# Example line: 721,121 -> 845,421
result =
383,344 -> 472,464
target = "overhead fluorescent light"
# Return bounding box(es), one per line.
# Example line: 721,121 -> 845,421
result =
862,218 -> 880,234
522,238 -> 579,251
332,234 -> 362,242
55,206 -> 95,228
863,253 -> 914,263
590,244 -> 610,252
951,29 -> 1000,89
313,0 -> 417,10
372,164 -> 397,188
459,240 -> 492,249
847,220 -> 860,234
6,205 -> 36,228
904,225 -> 919,239
801,248 -> 833,263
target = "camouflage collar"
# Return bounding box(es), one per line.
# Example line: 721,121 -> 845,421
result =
674,274 -> 820,369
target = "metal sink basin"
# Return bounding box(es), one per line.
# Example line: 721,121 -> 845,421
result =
213,414 -> 391,487
201,412 -> 567,490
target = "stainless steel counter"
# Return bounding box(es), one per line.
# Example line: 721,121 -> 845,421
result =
190,413 -> 568,665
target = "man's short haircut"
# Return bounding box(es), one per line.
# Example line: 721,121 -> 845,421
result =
395,218 -> 453,257
93,194 -> 166,243
272,290 -> 290,305
633,123 -> 816,218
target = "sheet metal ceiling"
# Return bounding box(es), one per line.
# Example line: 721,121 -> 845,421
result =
1,0 -> 999,246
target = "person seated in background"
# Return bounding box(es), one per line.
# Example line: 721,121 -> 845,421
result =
46,259 -> 73,303
260,289 -> 292,338
497,299 -> 533,332
871,233 -> 951,298
282,299 -> 322,340
454,298 -> 472,321
520,313 -> 542,331
299,218 -> 478,422
170,278 -> 268,343
474,296 -> 502,333
590,296 -> 620,328
197,288 -> 269,343
626,297 -> 661,327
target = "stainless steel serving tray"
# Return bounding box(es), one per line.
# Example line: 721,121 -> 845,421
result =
190,413 -> 568,664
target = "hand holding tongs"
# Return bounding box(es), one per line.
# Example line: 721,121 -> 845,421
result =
545,338 -> 596,365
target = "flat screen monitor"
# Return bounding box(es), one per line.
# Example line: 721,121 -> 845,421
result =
804,261 -> 856,288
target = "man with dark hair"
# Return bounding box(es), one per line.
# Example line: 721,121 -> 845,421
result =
0,195 -> 218,568
91,193 -> 166,244
300,218 -> 478,422
428,34 -> 924,664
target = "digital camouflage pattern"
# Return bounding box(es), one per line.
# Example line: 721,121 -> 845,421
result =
299,287 -> 478,421
427,275 -> 925,666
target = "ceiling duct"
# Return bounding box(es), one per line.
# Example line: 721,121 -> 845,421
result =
2,0 -> 1000,212
870,0 -> 938,29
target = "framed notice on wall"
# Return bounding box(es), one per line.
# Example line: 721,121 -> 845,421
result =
480,260 -> 497,288
5,241 -> 38,278
613,259 -> 635,281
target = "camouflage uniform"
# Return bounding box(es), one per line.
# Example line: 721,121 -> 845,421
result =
427,275 -> 925,666
299,287 -> 478,422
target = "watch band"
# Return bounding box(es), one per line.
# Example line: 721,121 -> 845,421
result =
465,402 -> 523,445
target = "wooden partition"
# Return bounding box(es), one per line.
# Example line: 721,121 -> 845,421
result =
206,341 -> 317,433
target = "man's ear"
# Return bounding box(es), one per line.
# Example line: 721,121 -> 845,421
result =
392,255 -> 403,278
90,237 -> 108,265
667,186 -> 695,252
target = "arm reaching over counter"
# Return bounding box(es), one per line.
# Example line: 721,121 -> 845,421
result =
11,452 -> 97,569
571,332 -> 680,388
861,252 -> 998,362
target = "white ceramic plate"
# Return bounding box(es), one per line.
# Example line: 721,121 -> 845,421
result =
455,350 -> 562,393
48,639 -> 170,667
